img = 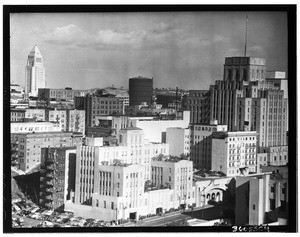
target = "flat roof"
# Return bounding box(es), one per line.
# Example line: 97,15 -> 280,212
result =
43,146 -> 77,151
11,131 -> 73,136
120,127 -> 142,131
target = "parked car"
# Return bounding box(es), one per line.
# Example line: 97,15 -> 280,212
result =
30,207 -> 40,214
12,204 -> 21,212
17,217 -> 24,225
31,213 -> 42,220
39,221 -> 54,228
12,220 -> 19,228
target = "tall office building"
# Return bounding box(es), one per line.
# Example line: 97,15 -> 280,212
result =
206,57 -> 288,167
25,45 -> 46,97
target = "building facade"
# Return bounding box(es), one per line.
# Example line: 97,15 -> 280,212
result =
10,109 -> 25,122
194,177 -> 234,207
184,90 -> 210,124
166,127 -> 190,156
95,111 -> 190,144
25,45 -> 46,97
74,95 -> 125,128
211,131 -> 258,176
38,88 -> 88,101
75,129 -> 169,206
10,84 -> 24,104
45,109 -> 67,131
151,158 -> 194,208
11,122 -> 61,134
11,132 -> 83,172
25,109 -> 46,121
40,147 -> 77,210
66,109 -> 86,134
190,123 -> 228,170
235,173 -> 288,225
205,57 -> 288,170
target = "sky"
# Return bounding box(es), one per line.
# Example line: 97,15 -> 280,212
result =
10,11 -> 288,90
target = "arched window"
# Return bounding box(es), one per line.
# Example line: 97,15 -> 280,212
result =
212,193 -> 215,201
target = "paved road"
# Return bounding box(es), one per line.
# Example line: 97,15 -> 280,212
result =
125,211 -> 191,227
123,203 -> 234,227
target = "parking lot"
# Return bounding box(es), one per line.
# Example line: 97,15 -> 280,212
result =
12,199 -> 116,228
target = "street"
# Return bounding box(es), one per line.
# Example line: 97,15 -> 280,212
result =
123,203 -> 234,227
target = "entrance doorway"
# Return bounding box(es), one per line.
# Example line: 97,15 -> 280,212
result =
129,212 -> 137,220
156,207 -> 163,215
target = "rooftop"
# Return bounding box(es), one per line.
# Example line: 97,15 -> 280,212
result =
152,156 -> 189,163
47,146 -> 77,151
119,127 -> 142,131
129,76 -> 153,80
12,131 -> 74,136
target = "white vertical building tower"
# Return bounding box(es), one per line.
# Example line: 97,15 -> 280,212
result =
25,45 -> 46,97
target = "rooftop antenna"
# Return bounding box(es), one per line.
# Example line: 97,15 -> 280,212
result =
244,13 -> 248,57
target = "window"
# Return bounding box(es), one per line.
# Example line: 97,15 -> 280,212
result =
281,187 -> 286,195
117,182 -> 120,188
96,200 -> 99,207
253,204 -> 255,210
280,201 -> 286,211
111,202 -> 114,209
271,186 -> 275,193
270,199 -> 275,210
104,201 -> 106,208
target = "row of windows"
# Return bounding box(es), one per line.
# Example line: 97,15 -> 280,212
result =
229,154 -> 255,160
229,161 -> 255,167
11,112 -> 25,116
229,137 -> 256,142
12,126 -> 55,132
92,100 -> 120,104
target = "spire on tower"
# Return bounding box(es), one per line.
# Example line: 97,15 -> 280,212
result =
244,14 -> 248,57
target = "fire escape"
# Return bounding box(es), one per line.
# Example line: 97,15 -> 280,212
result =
11,139 -> 19,167
41,152 -> 59,209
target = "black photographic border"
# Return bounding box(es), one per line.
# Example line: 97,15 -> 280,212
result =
3,4 -> 297,233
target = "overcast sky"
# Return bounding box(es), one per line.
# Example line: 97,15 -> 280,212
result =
10,11 -> 287,90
